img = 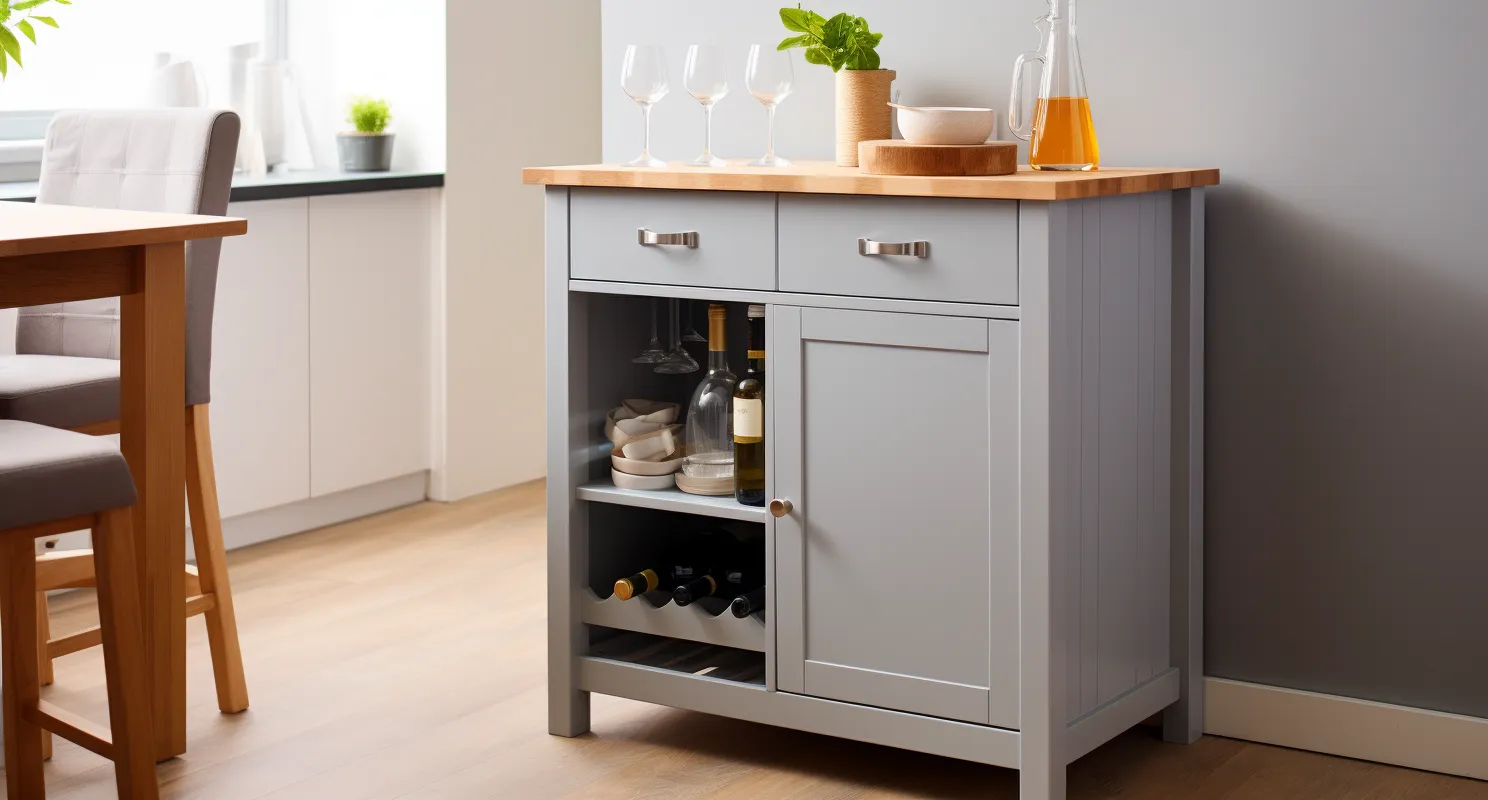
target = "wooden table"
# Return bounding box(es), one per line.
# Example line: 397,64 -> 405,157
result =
0,202 -> 247,760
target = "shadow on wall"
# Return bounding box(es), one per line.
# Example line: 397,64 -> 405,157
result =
1204,182 -> 1488,718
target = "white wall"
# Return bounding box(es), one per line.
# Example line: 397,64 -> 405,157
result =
599,0 -> 1488,726
437,0 -> 601,500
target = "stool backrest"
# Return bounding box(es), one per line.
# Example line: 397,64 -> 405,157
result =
17,109 -> 240,408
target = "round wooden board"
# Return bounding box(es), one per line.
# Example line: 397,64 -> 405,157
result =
857,140 -> 1019,177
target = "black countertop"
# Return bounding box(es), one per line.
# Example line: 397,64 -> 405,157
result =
0,168 -> 444,204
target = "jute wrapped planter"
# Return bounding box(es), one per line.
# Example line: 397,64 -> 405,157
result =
835,69 -> 896,167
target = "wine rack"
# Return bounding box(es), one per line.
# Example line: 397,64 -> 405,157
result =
581,588 -> 765,652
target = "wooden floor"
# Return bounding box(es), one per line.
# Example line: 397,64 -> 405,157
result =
17,480 -> 1488,799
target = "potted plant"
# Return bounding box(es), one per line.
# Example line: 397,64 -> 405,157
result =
777,6 -> 891,167
0,0 -> 71,78
338,96 -> 395,172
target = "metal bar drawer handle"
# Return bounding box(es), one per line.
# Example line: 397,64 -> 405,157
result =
859,238 -> 929,258
638,228 -> 699,248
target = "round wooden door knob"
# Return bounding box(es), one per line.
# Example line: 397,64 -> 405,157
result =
768,499 -> 793,518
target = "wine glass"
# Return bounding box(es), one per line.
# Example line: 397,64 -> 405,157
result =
745,45 -> 794,168
655,298 -> 700,374
621,45 -> 669,168
632,298 -> 668,364
684,45 -> 729,168
682,300 -> 706,343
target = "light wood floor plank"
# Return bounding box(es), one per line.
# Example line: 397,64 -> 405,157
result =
14,479 -> 1488,799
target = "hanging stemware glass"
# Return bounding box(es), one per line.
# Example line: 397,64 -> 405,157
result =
632,298 -> 668,364
655,298 -> 700,374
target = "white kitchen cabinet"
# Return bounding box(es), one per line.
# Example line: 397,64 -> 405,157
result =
307,189 -> 436,497
204,198 -> 313,519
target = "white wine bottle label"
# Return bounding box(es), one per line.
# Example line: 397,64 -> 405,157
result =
734,398 -> 763,438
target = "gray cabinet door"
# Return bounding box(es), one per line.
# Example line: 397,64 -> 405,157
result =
772,307 -> 1021,728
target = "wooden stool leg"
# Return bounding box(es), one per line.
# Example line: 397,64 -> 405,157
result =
38,591 -> 54,686
92,508 -> 160,800
186,404 -> 250,714
0,533 -> 47,799
38,589 -> 55,759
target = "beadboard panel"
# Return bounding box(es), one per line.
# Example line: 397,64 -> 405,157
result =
1054,194 -> 1175,722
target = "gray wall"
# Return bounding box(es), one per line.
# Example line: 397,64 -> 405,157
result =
601,0 -> 1488,719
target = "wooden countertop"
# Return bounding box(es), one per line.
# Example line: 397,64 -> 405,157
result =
522,160 -> 1219,202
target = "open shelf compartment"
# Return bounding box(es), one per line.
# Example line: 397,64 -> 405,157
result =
587,630 -> 766,686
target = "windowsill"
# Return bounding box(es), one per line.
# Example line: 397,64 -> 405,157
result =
0,168 -> 445,204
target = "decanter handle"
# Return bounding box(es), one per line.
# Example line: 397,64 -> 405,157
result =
1008,49 -> 1046,143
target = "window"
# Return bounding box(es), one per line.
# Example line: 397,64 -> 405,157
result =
0,0 -> 269,113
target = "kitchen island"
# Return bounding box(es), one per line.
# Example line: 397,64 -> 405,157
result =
524,161 -> 1218,800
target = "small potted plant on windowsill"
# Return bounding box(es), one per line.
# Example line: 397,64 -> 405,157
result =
338,96 -> 395,172
777,6 -> 891,167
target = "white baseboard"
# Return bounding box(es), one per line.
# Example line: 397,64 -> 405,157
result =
1204,677 -> 1488,781
44,472 -> 429,559
213,472 -> 429,553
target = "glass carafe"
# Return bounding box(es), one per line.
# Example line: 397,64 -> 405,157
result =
1008,0 -> 1100,171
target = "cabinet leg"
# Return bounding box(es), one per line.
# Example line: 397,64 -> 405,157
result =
1019,764 -> 1067,800
549,688 -> 590,737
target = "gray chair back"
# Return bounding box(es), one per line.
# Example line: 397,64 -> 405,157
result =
16,109 -> 240,408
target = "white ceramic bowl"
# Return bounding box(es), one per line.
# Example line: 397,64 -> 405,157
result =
611,468 -> 676,491
611,444 -> 685,477
893,105 -> 996,146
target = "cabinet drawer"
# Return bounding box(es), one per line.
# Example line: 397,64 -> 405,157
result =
570,188 -> 776,290
778,195 -> 1018,305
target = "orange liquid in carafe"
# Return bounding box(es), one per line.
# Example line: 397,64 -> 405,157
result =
1030,97 -> 1099,170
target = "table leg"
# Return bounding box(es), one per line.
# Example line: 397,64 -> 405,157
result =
119,241 -> 188,761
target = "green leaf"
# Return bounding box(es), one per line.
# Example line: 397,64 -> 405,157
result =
821,12 -> 853,49
15,18 -> 32,42
860,31 -> 882,48
803,45 -> 831,66
0,49 -> 8,79
776,34 -> 812,51
779,7 -> 813,33
32,14 -> 55,26
13,0 -> 52,10
0,25 -> 22,67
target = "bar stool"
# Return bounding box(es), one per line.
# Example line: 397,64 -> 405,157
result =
0,421 -> 159,799
0,109 -> 249,716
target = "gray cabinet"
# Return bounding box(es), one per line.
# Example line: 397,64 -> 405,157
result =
541,179 -> 1210,800
772,307 -> 1021,727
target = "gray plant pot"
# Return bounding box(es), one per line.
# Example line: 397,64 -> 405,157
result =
337,132 -> 395,172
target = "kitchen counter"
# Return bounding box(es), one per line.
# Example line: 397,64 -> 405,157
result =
0,168 -> 444,204
522,160 -> 1218,202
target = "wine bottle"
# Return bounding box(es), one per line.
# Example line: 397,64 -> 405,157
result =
672,572 -> 720,607
671,530 -> 736,606
682,305 -> 737,481
730,587 -> 766,618
733,305 -> 766,506
614,563 -> 691,600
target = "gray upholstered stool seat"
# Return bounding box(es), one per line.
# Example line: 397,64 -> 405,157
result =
0,420 -> 136,531
0,355 -> 120,430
